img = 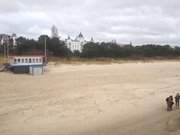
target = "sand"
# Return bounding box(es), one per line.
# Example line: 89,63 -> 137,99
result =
0,61 -> 180,135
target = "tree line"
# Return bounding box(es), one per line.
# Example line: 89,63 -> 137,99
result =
82,42 -> 180,58
0,35 -> 180,59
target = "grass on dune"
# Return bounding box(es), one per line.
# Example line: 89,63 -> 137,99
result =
47,57 -> 180,65
0,55 -> 8,65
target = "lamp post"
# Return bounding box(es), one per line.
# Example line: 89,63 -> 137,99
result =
7,41 -> 9,62
3,44 -> 6,63
44,37 -> 47,64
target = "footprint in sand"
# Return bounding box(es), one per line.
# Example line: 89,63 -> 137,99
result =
166,116 -> 180,132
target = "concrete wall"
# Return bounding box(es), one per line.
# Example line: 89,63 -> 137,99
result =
29,65 -> 44,75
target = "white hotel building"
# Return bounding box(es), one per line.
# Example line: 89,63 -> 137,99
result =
65,33 -> 87,53
51,25 -> 93,52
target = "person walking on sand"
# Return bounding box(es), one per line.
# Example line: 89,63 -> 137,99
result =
169,96 -> 174,111
166,96 -> 174,111
166,96 -> 170,111
175,93 -> 180,108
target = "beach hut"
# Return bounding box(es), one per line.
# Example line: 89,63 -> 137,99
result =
8,55 -> 45,75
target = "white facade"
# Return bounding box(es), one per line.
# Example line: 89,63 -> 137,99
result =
12,34 -> 17,46
65,33 -> 87,52
0,34 -> 17,47
29,66 -> 44,75
9,56 -> 44,67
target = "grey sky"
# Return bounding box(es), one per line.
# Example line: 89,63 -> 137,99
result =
0,0 -> 180,45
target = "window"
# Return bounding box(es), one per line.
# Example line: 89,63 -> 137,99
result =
18,59 -> 20,63
33,58 -> 35,63
25,58 -> 28,63
36,58 -> 38,63
29,58 -> 31,63
14,59 -> 17,64
22,59 -> 24,63
39,58 -> 42,63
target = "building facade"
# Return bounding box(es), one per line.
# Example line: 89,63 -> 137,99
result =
9,55 -> 45,75
65,33 -> 87,52
0,34 -> 17,47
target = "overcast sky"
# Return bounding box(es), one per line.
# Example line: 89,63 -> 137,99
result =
0,0 -> 180,45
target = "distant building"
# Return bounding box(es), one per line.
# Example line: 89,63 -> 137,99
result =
65,33 -> 87,52
90,37 -> 94,42
111,39 -> 117,44
12,34 -> 17,46
117,42 -> 133,47
0,34 -> 17,47
50,26 -> 93,52
51,25 -> 59,38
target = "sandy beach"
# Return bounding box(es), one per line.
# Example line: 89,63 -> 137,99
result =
0,61 -> 180,135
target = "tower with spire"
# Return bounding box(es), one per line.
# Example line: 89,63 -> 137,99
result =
51,25 -> 59,38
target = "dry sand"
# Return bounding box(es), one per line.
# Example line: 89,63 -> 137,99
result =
0,61 -> 180,135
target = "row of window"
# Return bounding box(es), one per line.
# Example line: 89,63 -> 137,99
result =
68,43 -> 81,50
13,58 -> 42,64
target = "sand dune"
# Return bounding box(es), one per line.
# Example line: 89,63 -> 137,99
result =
0,61 -> 180,135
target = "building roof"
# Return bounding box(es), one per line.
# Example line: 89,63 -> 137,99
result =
78,32 -> 84,38
9,55 -> 45,57
68,35 -> 71,39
